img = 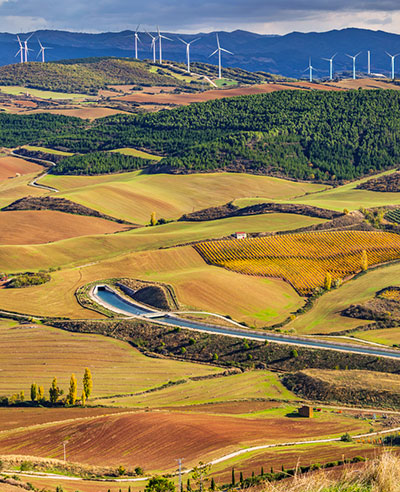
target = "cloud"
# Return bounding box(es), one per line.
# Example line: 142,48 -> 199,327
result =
1,0 -> 400,34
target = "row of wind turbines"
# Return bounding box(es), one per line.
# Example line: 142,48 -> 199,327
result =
134,25 -> 232,78
15,33 -> 51,63
305,50 -> 400,82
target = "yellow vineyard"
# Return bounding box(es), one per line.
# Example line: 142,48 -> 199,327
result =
194,231 -> 400,295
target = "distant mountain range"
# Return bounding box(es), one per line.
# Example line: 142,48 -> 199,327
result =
1,27 -> 400,78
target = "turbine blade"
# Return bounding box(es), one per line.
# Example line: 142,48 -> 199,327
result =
220,48 -> 233,55
190,38 -> 201,44
332,52 -> 337,59
178,37 -> 187,45
135,24 -> 140,33
216,33 -> 220,48
26,32 -> 34,42
209,49 -> 218,58
162,35 -> 172,41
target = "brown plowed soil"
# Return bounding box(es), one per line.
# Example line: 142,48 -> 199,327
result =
0,210 -> 130,245
165,400 -> 281,414
0,156 -> 43,180
0,410 -> 365,470
24,107 -> 129,120
113,82 -> 337,105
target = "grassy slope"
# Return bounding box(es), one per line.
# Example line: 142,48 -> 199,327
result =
353,328 -> 400,346
288,261 -> 400,334
0,246 -> 302,326
40,171 -> 327,224
0,317 -> 220,397
0,85 -> 93,100
94,371 -> 296,407
110,148 -> 163,161
0,171 -> 45,209
23,145 -> 74,156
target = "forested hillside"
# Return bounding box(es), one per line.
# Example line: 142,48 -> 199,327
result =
2,89 -> 400,182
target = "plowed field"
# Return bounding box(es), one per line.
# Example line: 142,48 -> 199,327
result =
0,210 -> 129,244
0,156 -> 43,181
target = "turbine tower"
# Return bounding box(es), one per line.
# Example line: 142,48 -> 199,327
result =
178,37 -> 200,73
134,24 -> 141,59
146,31 -> 157,63
157,26 -> 172,64
37,39 -> 51,63
209,33 -> 233,79
367,50 -> 371,75
15,36 -> 24,64
321,53 -> 337,80
304,57 -> 317,82
386,52 -> 399,80
23,33 -> 34,63
346,52 -> 361,80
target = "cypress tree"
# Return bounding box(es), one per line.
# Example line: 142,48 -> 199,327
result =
231,468 -> 235,485
81,391 -> 86,406
260,466 -> 264,476
67,374 -> 77,405
210,478 -> 215,491
30,383 -> 38,402
240,472 -> 243,483
83,368 -> 93,399
38,385 -> 44,401
187,478 -> 191,491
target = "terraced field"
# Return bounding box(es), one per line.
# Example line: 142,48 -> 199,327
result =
195,231 -> 400,295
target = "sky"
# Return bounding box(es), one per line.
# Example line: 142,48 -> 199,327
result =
0,0 -> 400,35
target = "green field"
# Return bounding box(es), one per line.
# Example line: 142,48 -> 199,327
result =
0,317 -> 221,398
110,147 -> 163,161
288,261 -> 400,334
40,171 -> 327,224
353,328 -> 400,346
0,171 -> 45,209
23,145 -> 74,156
93,371 -> 296,407
0,85 -> 94,100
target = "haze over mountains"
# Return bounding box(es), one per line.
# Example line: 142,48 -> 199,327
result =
1,27 -> 400,78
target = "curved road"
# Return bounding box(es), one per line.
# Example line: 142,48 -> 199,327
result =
92,285 -> 400,360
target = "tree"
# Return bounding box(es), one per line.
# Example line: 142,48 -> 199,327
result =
37,385 -> 44,401
150,212 -> 157,226
324,272 -> 332,291
210,478 -> 215,491
49,377 -> 63,404
81,391 -> 86,407
231,468 -> 235,485
67,374 -> 77,405
260,466 -> 264,476
30,383 -> 38,402
192,462 -> 211,492
83,368 -> 93,399
145,476 -> 175,492
361,249 -> 368,271
239,472 -> 243,483
186,478 -> 191,491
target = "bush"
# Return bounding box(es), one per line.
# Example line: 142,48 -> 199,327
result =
340,432 -> 353,442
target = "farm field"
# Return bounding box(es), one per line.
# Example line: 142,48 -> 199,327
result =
0,155 -> 43,180
0,246 -> 302,325
40,171 -> 327,224
111,147 -> 163,161
0,213 -> 326,271
22,145 -> 74,156
326,78 -> 400,90
0,85 -> 96,100
24,106 -> 129,119
288,261 -> 400,334
0,409 -> 370,471
0,170 -> 45,209
354,328 -> 400,346
93,371 -> 296,408
195,231 -> 400,295
0,318 -> 221,397
0,210 -> 130,245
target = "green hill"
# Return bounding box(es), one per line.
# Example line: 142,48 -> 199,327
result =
0,58 -> 199,95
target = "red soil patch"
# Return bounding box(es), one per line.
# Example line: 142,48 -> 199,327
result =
24,107 -> 129,120
0,407 -> 123,432
0,410 -> 365,470
0,210 -> 130,245
13,99 -> 38,108
0,156 -> 43,181
327,78 -> 400,90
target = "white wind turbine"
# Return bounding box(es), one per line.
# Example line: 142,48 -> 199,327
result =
23,33 -> 34,63
134,24 -> 141,59
15,36 -> 24,64
146,31 -> 157,63
304,57 -> 317,82
178,37 -> 200,73
346,52 -> 361,80
37,39 -> 52,63
209,33 -> 233,79
157,26 -> 172,64
386,52 -> 399,80
321,53 -> 337,80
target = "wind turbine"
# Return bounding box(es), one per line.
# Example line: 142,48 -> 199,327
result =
37,39 -> 52,63
15,36 -> 24,64
134,24 -> 141,59
345,52 -> 361,80
157,26 -> 172,64
304,57 -> 317,82
178,37 -> 200,73
23,33 -> 34,63
386,52 -> 399,80
322,53 -> 337,80
146,31 -> 157,63
367,50 -> 371,75
209,33 -> 233,79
